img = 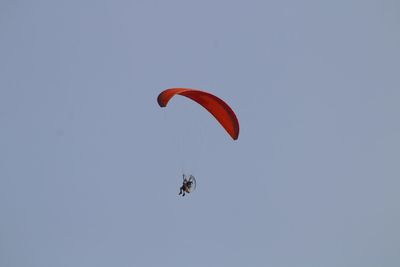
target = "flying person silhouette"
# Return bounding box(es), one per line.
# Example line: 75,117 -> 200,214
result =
179,174 -> 196,196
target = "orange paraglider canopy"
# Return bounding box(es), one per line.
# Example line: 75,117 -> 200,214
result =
157,88 -> 239,140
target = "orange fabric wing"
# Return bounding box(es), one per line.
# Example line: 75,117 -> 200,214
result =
157,88 -> 239,140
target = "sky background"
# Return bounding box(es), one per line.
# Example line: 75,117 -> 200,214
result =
1,0 -> 400,266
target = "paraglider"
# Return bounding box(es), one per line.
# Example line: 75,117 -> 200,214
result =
179,174 -> 196,197
157,88 -> 239,196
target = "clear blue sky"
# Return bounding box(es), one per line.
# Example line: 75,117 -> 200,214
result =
1,1 -> 399,266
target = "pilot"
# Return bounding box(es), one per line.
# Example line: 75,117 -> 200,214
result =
179,174 -> 194,196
